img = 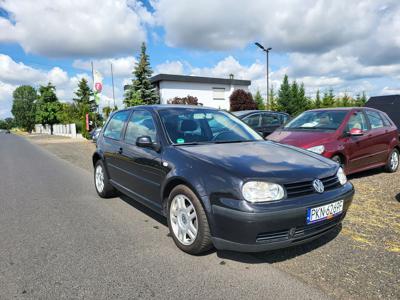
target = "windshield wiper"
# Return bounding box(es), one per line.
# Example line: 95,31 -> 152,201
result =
213,140 -> 256,144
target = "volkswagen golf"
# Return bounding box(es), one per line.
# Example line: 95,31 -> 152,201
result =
93,105 -> 354,254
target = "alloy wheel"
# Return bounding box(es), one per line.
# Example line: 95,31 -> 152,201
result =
169,194 -> 198,245
95,165 -> 105,193
390,151 -> 399,171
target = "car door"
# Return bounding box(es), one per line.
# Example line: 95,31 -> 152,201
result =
242,113 -> 261,134
364,109 -> 391,165
102,110 -> 131,184
342,110 -> 372,172
260,113 -> 281,137
119,109 -> 164,211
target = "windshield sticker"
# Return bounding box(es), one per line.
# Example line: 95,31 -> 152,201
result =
176,138 -> 185,144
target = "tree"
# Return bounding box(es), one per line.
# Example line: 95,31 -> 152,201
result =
73,78 -> 98,137
229,89 -> 257,111
292,82 -> 309,115
322,89 -> 335,107
314,90 -> 322,108
103,106 -> 113,118
268,85 -> 278,111
125,42 -> 159,106
168,95 -> 199,105
277,75 -> 292,113
253,90 -> 265,110
359,91 -> 367,106
11,85 -> 37,132
124,90 -> 143,107
340,93 -> 352,107
35,83 -> 62,134
0,118 -> 14,130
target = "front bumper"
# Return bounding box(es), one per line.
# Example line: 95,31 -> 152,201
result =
209,183 -> 354,252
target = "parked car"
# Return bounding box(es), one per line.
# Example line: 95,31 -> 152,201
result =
93,105 -> 354,254
268,107 -> 399,175
90,127 -> 102,142
232,110 -> 290,138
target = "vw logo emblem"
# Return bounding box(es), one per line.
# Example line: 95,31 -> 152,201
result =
313,179 -> 324,193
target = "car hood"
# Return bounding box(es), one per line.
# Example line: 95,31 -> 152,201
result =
176,141 -> 338,183
267,130 -> 336,148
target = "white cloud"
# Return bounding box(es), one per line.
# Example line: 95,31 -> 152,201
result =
155,60 -> 185,75
190,56 -> 264,81
0,0 -> 150,57
152,0 -> 396,55
73,56 -> 137,78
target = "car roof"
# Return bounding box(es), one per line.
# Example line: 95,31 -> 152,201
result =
232,110 -> 289,117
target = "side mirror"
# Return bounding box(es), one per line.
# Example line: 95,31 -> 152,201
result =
136,136 -> 154,147
136,136 -> 160,151
349,128 -> 363,136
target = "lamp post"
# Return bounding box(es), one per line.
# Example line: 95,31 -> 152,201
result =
255,42 -> 272,108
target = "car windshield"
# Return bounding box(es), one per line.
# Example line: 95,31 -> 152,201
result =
158,108 -> 263,144
284,110 -> 347,131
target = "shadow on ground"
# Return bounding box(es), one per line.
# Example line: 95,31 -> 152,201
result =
118,193 -> 341,263
347,167 -> 383,180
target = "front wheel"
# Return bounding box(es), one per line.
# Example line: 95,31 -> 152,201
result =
94,160 -> 117,198
385,149 -> 399,173
167,185 -> 213,254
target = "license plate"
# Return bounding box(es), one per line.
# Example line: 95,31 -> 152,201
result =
306,200 -> 344,224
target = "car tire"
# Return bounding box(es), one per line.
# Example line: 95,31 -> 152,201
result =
385,148 -> 399,173
331,155 -> 344,166
94,160 -> 117,198
167,185 -> 213,255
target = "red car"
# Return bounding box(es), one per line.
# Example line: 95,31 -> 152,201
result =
268,107 -> 399,175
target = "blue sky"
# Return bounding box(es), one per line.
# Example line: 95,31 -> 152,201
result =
0,0 -> 399,118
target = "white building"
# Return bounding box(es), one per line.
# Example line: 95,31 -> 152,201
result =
150,74 -> 251,110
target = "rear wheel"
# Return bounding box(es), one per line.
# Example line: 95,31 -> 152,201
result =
385,149 -> 399,173
94,160 -> 117,198
167,185 -> 212,254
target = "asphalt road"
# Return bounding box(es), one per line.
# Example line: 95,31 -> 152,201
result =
0,134 -> 330,299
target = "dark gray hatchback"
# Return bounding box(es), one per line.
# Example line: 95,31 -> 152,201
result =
93,105 -> 354,254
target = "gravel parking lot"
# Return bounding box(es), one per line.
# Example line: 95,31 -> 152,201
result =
26,134 -> 400,299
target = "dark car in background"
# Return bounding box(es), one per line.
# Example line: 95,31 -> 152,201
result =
268,107 -> 399,175
93,105 -> 353,254
232,110 -> 290,138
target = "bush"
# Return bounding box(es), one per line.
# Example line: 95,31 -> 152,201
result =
230,89 -> 257,111
168,95 -> 199,105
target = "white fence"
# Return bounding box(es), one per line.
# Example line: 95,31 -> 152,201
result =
34,124 -> 82,139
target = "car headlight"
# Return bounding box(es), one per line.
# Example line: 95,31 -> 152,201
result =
307,145 -> 325,154
242,181 -> 285,202
337,167 -> 347,185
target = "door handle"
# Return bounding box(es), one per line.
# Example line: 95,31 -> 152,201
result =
118,147 -> 123,154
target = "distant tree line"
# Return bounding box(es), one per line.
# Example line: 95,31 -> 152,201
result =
10,79 -> 102,137
229,74 -> 368,115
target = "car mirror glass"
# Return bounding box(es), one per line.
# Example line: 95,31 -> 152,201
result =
349,128 -> 363,136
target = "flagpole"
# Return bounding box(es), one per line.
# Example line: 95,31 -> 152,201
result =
91,61 -> 97,128
111,63 -> 116,108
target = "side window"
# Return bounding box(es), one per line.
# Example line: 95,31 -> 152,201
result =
243,114 -> 261,127
346,112 -> 368,132
103,110 -> 130,140
125,110 -> 157,144
261,113 -> 280,126
365,110 -> 384,129
281,115 -> 289,124
380,113 -> 391,126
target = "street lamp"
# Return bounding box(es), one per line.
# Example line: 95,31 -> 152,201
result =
255,42 -> 272,108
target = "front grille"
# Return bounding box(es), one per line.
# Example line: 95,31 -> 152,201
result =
284,174 -> 341,198
256,216 -> 342,244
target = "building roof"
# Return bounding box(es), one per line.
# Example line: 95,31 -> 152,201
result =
365,94 -> 400,127
150,73 -> 251,86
